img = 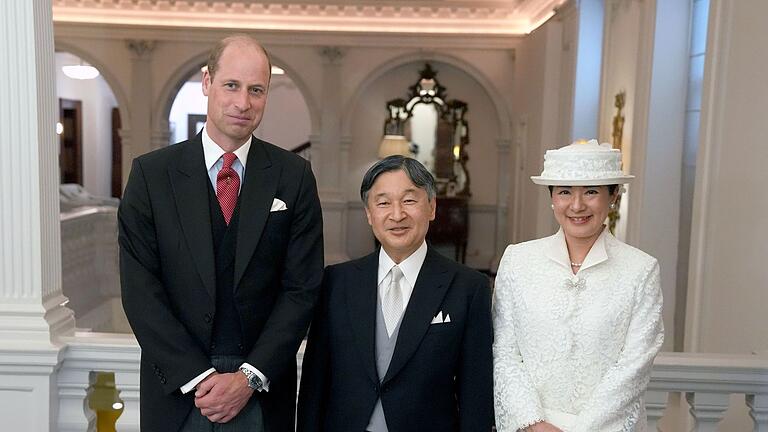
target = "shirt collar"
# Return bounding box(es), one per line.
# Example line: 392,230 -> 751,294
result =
546,227 -> 609,272
201,125 -> 252,171
377,241 -> 428,288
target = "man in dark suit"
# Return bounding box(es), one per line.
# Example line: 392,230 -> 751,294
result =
118,34 -> 323,432
297,156 -> 493,432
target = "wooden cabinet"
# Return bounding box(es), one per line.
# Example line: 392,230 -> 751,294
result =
427,196 -> 468,263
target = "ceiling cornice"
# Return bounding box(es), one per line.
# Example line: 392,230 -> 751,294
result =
52,0 -> 567,36
53,21 -> 524,50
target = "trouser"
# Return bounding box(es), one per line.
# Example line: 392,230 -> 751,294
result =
180,355 -> 264,432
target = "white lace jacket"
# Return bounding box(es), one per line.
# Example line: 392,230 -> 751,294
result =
493,229 -> 663,432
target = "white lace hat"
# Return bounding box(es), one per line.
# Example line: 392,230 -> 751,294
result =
530,139 -> 634,186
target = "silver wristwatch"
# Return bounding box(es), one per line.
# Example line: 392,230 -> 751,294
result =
239,366 -> 264,392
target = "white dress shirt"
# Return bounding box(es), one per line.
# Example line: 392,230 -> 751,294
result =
377,241 -> 428,316
202,127 -> 250,193
180,125 -> 270,395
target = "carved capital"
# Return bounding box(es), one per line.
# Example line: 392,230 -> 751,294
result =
319,46 -> 345,65
125,39 -> 156,59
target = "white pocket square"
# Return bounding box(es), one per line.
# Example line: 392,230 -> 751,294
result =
270,198 -> 287,212
431,311 -> 451,324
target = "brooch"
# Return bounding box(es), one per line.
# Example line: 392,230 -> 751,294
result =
564,276 -> 586,291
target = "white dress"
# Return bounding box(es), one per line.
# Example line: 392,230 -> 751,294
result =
493,229 -> 663,432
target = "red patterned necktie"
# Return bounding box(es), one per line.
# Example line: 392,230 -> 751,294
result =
216,152 -> 240,225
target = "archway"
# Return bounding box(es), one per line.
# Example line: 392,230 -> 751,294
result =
54,50 -> 125,199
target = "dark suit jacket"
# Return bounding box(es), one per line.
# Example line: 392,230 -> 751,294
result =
118,134 -> 324,432
297,248 -> 494,432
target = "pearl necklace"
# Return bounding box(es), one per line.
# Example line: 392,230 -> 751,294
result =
570,262 -> 583,267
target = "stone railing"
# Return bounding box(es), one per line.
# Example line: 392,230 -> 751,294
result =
647,352 -> 768,431
61,206 -> 129,333
52,341 -> 768,431
57,332 -> 140,432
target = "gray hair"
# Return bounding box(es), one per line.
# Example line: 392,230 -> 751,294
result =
360,155 -> 436,204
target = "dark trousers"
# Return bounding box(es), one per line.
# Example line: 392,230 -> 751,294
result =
180,356 -> 264,432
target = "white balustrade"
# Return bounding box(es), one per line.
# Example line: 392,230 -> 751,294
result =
50,340 -> 768,432
647,352 -> 768,431
61,206 -> 127,333
57,332 -> 140,432
645,389 -> 670,431
748,394 -> 768,432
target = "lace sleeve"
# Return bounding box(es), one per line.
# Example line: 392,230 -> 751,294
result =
493,246 -> 545,431
572,260 -> 664,432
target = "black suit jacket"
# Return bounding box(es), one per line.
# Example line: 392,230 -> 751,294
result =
297,248 -> 494,432
118,134 -> 324,432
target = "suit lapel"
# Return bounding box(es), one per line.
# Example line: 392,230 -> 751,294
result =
383,249 -> 454,384
346,252 -> 380,386
169,135 -> 216,300
234,138 -> 279,290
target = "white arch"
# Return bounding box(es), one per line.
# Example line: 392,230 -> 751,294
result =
341,51 -> 512,141
54,40 -> 131,129
154,49 -> 321,138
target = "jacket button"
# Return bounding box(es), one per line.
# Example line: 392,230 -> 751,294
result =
238,343 -> 244,352
204,313 -> 212,323
160,377 -> 167,384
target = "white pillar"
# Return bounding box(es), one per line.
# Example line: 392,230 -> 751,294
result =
570,0 -> 604,140
0,0 -> 75,430
623,0 -> 690,352
644,390 -> 669,431
747,394 -> 768,432
686,392 -> 730,432
125,40 -> 156,163
316,46 -> 349,264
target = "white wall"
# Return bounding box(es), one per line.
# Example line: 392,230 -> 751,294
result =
55,52 -> 117,197
510,13 -> 566,243
168,80 -> 206,144
686,0 -> 768,355
257,74 -> 313,150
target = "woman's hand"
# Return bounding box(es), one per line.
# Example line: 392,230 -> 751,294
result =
523,421 -> 563,432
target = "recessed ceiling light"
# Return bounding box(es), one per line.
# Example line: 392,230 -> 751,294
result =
62,65 -> 100,80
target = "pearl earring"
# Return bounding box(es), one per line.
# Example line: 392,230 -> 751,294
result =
610,202 -> 616,210
551,204 -> 555,210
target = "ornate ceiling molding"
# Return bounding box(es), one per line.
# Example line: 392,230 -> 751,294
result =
52,0 -> 568,36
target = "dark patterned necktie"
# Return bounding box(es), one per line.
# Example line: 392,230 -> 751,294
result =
216,152 -> 239,225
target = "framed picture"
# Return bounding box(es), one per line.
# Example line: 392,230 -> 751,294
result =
188,114 -> 206,140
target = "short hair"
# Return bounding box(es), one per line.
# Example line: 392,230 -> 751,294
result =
548,184 -> 619,195
360,156 -> 437,204
206,34 -> 272,81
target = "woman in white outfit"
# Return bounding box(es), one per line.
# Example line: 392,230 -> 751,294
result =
493,140 -> 664,432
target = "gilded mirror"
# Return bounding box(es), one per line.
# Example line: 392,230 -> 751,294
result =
382,64 -> 470,197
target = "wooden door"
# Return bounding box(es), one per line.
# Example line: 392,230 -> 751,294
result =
59,98 -> 83,185
111,107 -> 122,198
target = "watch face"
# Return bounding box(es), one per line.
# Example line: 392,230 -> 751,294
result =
241,368 -> 261,390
